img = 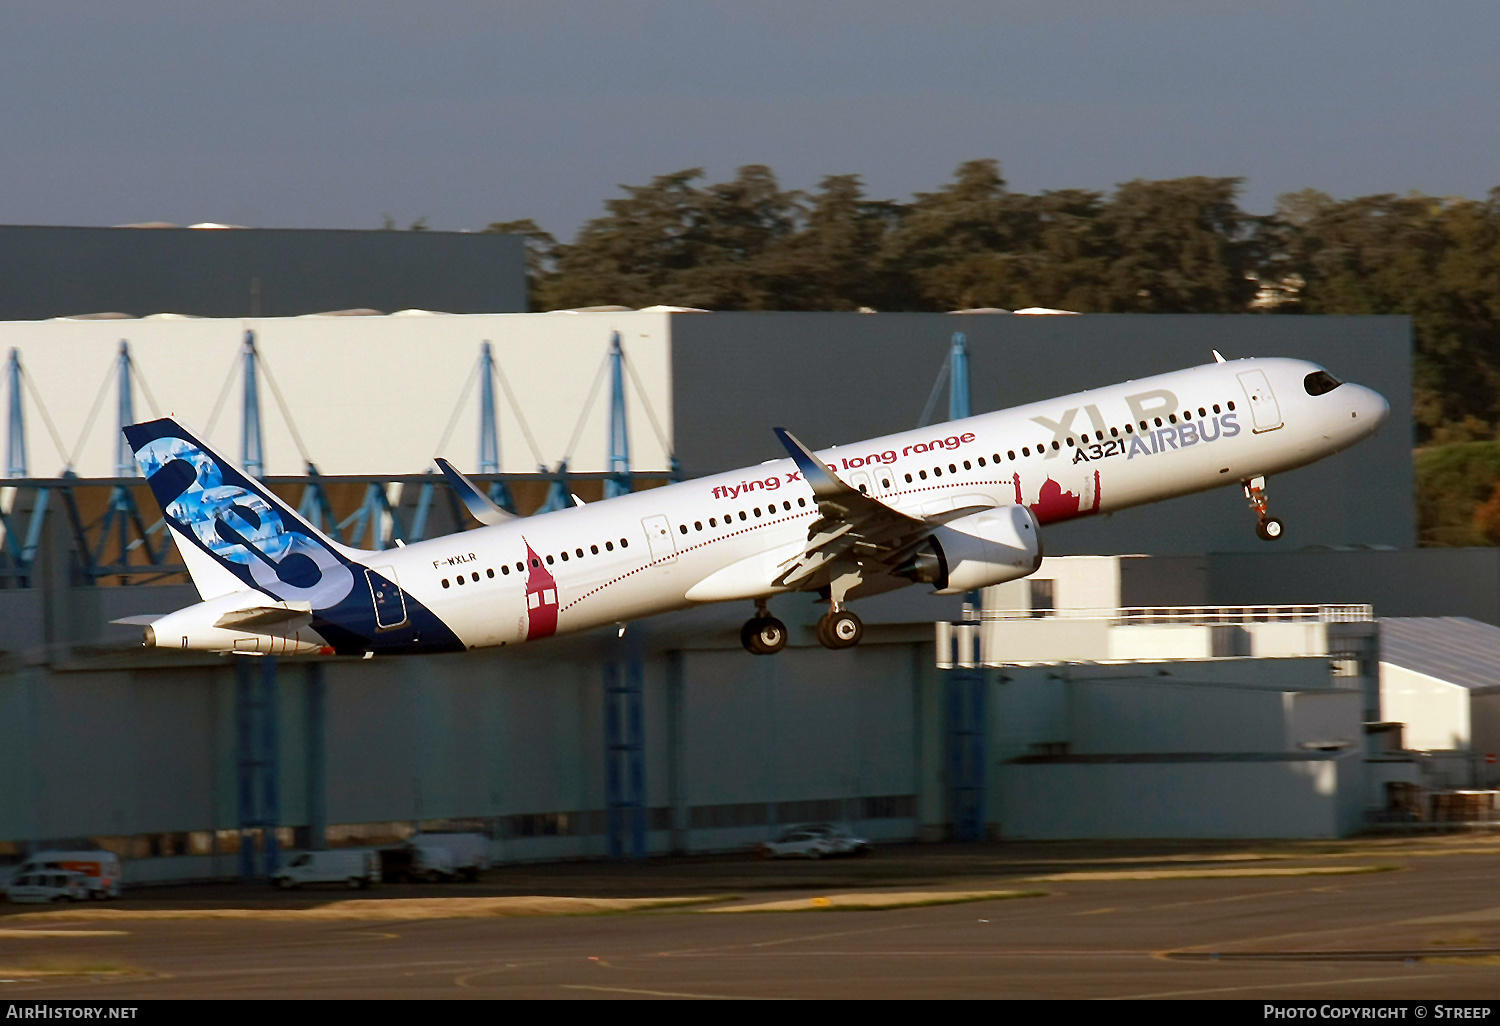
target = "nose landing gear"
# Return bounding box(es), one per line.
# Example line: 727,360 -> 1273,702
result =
1243,476 -> 1285,541
740,599 -> 788,655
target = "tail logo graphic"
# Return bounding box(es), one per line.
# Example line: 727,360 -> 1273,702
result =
135,434 -> 355,609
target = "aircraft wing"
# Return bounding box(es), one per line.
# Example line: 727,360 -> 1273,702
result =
770,428 -> 988,590
435,458 -> 516,527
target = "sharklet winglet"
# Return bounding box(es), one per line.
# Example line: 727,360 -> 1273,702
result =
434,458 -> 515,527
772,427 -> 845,499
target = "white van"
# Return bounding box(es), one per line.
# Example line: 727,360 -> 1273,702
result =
6,870 -> 91,904
272,850 -> 380,890
14,851 -> 122,899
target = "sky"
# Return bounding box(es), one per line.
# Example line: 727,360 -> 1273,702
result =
2,1 -> 1497,238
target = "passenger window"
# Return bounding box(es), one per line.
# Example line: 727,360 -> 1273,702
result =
517,562 -> 525,572
949,463 -> 957,473
501,565 -> 509,575
1007,450 -> 1015,460
679,525 -> 688,535
904,473 -> 912,483
456,576 -> 465,585
1110,427 -> 1118,437
1213,404 -> 1220,414
621,538 -> 628,547
1169,414 -> 1177,424
1153,418 -> 1162,427
754,507 -> 762,517
977,457 -> 985,467
442,579 -> 450,588
694,521 -> 702,531
739,511 -> 747,521
1021,447 -> 1029,457
933,467 -> 942,477
487,568 -> 494,578
1227,401 -> 1235,411
590,545 -> 599,554
1051,441 -> 1060,451
1198,407 -> 1207,417
472,572 -> 479,582
576,548 -> 584,557
919,470 -> 927,480
881,478 -> 890,488
561,551 -> 569,560
1124,424 -> 1133,434
797,498 -> 806,506
605,542 -> 613,551
783,501 -> 791,511
1066,438 -> 1074,447
545,555 -> 554,564
709,518 -> 716,527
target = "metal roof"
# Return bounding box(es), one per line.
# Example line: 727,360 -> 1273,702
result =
1379,617 -> 1500,693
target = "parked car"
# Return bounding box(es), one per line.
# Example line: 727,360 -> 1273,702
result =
761,824 -> 870,859
271,850 -> 380,890
6,870 -> 91,904
10,850 -> 122,899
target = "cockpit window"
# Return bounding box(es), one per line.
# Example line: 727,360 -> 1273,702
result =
1304,371 -> 1342,396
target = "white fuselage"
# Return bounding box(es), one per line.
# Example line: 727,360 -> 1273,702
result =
350,357 -> 1387,650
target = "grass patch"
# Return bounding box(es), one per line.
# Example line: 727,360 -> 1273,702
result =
706,890 -> 1046,913
1028,865 -> 1399,882
12,895 -> 729,922
0,959 -> 141,978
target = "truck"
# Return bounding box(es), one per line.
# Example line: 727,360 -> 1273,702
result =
271,850 -> 380,890
377,844 -> 455,883
409,833 -> 491,881
11,850 -> 122,899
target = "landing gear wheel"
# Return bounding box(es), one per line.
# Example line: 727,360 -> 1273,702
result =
1257,516 -> 1285,541
740,616 -> 789,655
816,610 -> 863,650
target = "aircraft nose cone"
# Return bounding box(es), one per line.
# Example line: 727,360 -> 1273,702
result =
1351,385 -> 1389,432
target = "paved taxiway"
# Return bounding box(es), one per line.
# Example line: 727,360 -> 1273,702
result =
5,839 -> 1500,999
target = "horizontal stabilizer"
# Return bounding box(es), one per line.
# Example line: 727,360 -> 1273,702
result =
435,458 -> 516,527
111,614 -> 166,626
213,602 -> 313,630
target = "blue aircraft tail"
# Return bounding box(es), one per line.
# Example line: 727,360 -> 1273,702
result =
121,418 -> 464,655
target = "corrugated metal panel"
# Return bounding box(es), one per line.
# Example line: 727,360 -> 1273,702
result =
1379,617 -> 1500,693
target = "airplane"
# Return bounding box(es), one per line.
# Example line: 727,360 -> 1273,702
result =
116,355 -> 1388,658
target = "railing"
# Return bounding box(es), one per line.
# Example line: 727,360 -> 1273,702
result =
977,604 -> 1374,626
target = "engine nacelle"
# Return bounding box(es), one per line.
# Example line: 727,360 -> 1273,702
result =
897,505 -> 1043,595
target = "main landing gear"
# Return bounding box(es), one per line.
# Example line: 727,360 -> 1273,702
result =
815,608 -> 863,650
814,569 -> 863,650
741,600 -> 789,656
1243,475 -> 1285,541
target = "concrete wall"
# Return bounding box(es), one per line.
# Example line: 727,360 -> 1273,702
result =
1380,664 -> 1471,751
0,226 -> 525,320
670,312 -> 1413,554
997,754 -> 1363,840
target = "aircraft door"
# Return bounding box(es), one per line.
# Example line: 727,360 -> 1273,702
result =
847,470 -> 874,496
641,515 -> 677,563
366,567 -> 409,629
1236,370 -> 1283,433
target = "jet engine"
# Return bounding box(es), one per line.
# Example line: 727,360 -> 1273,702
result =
895,504 -> 1043,595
